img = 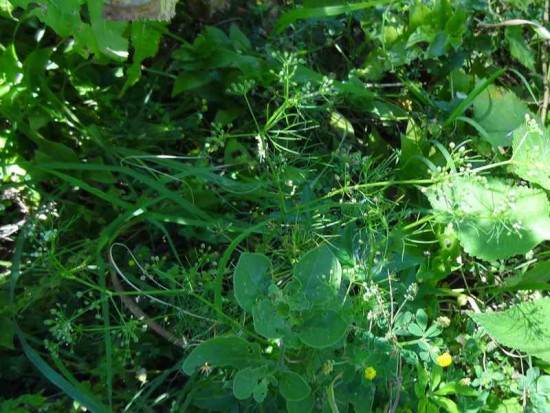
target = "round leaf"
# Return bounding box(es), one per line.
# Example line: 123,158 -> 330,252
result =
234,253 -> 272,311
293,245 -> 342,308
298,310 -> 348,349
278,371 -> 311,401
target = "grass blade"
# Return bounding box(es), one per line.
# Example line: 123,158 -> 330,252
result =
443,68 -> 506,127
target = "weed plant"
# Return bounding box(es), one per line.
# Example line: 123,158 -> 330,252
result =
1,0 -> 550,412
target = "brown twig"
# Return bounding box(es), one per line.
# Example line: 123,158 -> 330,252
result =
109,262 -> 187,349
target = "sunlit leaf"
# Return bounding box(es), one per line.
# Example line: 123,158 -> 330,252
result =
511,122 -> 550,190
425,176 -> 550,261
470,298 -> 550,363
473,85 -> 532,147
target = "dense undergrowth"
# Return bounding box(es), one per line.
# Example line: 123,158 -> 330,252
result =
1,0 -> 550,412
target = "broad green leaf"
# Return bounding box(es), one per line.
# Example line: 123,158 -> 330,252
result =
229,23 -> 251,52
30,0 -> 83,38
233,253 -> 271,311
511,123 -> 550,190
503,261 -> 550,291
434,382 -> 478,397
487,396 -> 523,413
233,366 -> 268,401
445,7 -> 467,48
102,0 -> 178,21
293,245 -> 342,308
470,298 -> 550,363
298,310 -> 348,348
190,381 -> 238,410
0,44 -> 22,85
88,0 -> 129,61
278,371 -> 311,401
409,1 -> 431,30
505,26 -> 535,71
473,85 -> 532,147
425,176 -> 550,261
252,298 -> 290,339
287,391 -> 315,413
122,22 -> 164,93
182,336 -> 264,375
431,395 -> 459,413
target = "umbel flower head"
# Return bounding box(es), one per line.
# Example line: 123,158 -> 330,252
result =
436,352 -> 453,368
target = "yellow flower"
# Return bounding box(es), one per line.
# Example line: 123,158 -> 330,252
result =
364,367 -> 377,380
437,352 -> 453,368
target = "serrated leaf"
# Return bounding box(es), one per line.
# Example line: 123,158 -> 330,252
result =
233,253 -> 271,311
505,26 -> 535,71
31,0 -> 83,38
182,336 -> 264,375
470,298 -> 550,363
473,85 -> 532,147
278,371 -> 311,401
293,245 -> 342,308
425,176 -> 550,261
511,123 -> 550,190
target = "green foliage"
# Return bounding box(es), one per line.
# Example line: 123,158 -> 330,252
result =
426,175 -> 550,261
511,119 -> 550,190
472,85 -> 532,148
470,298 -> 550,363
3,0 -> 550,411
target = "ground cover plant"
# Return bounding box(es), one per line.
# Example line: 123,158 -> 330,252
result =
1,0 -> 550,411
